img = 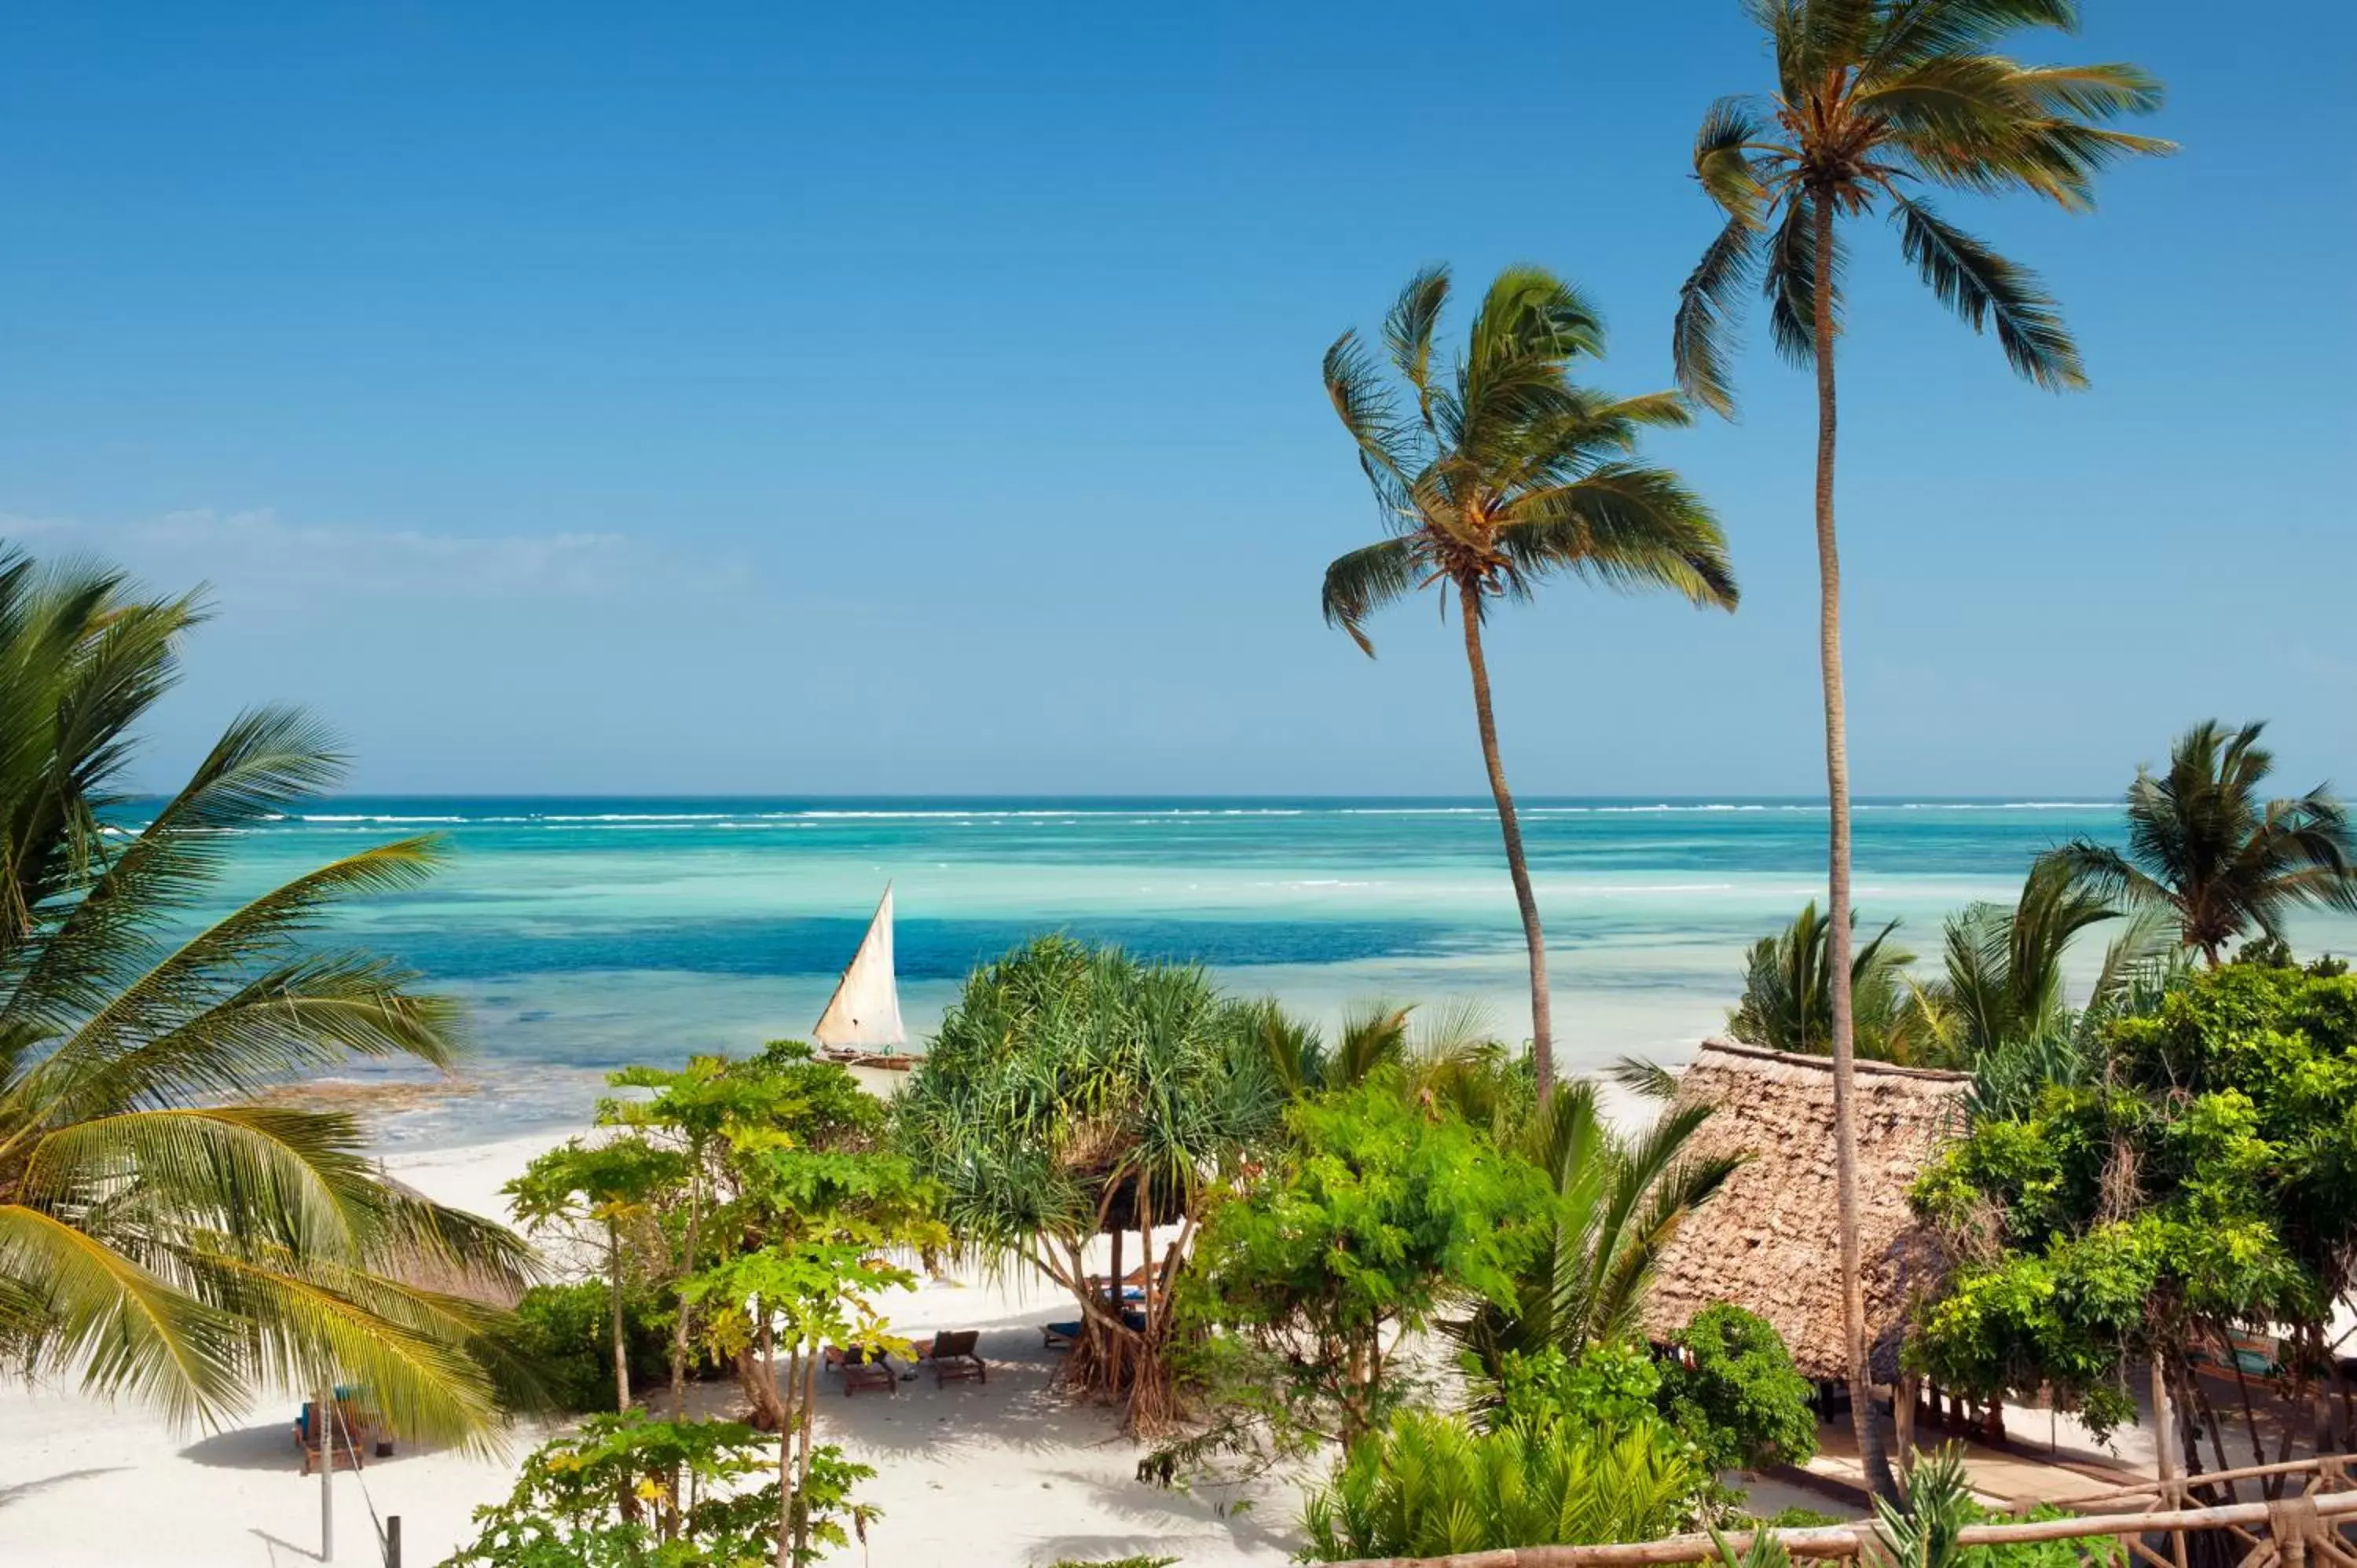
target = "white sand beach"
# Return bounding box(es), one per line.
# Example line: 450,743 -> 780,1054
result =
0,1130 -> 1303,1568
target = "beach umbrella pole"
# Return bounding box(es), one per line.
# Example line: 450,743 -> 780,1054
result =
320,1376 -> 334,1561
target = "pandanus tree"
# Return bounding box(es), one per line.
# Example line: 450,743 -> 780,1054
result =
2047,720 -> 2357,965
1670,0 -> 2168,1495
0,548 -> 529,1444
1321,265 -> 1737,1102
896,936 -> 1281,1433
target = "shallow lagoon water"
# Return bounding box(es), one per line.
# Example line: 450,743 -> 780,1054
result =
163,796 -> 2357,1147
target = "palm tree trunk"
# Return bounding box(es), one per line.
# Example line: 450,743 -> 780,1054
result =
1457,577 -> 1555,1102
1811,191 -> 1894,1503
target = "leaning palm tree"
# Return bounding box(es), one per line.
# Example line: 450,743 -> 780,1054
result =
0,548 -> 528,1445
1670,2 -> 2168,1494
2047,720 -> 2357,965
1322,265 -> 1738,1102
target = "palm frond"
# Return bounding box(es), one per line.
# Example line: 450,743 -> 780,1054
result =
1496,465 -> 1739,609
1382,266 -> 1451,417
0,1201 -> 240,1425
1893,196 -> 2084,388
1607,1056 -> 1681,1101
1675,211 -> 1764,419
1763,191 -> 1836,367
1320,537 -> 1424,657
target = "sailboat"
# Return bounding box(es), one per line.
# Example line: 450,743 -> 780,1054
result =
812,884 -> 914,1071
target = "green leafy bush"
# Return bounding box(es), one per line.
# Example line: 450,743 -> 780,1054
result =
1299,1409 -> 1698,1560
504,1280 -> 672,1414
1656,1303 -> 1819,1472
1484,1342 -> 1662,1431
444,1410 -> 786,1566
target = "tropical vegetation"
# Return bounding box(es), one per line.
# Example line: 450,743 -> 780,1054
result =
1724,903 -> 1915,1060
2049,720 -> 2357,963
1300,1409 -> 1700,1562
1671,0 -> 2170,1499
0,548 -> 530,1445
895,936 -> 1281,1431
1909,951 -> 2357,1482
443,1406 -> 867,1568
1451,1080 -> 1737,1381
1175,1070 -> 1553,1453
1319,263 -> 1737,1103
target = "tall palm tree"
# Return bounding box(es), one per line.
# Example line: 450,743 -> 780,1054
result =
1669,2 -> 2168,1494
1321,265 -> 1739,1102
2048,720 -> 2357,964
0,549 -> 528,1444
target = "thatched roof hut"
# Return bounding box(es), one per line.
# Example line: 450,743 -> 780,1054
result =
1640,1038 -> 1970,1383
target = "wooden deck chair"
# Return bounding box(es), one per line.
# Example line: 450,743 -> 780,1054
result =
297,1398 -> 368,1475
925,1329 -> 987,1387
837,1346 -> 896,1397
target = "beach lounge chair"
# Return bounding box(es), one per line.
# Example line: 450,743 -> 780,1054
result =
923,1329 -> 987,1387
834,1346 -> 896,1397
296,1398 -> 369,1475
1043,1319 -> 1080,1350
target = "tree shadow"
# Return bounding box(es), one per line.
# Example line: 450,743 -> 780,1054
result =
0,1466 -> 130,1508
180,1421 -> 305,1471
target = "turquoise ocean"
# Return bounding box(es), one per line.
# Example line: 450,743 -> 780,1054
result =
172,796 -> 2357,1149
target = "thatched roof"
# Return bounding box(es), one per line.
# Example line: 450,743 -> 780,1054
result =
1640,1038 -> 1970,1383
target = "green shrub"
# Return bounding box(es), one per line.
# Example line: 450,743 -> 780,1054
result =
504,1280 -> 671,1413
1657,1303 -> 1819,1472
1299,1409 -> 1699,1560
443,1410 -> 786,1566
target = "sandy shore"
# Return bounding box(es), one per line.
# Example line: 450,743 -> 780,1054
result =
0,1128 -> 1302,1567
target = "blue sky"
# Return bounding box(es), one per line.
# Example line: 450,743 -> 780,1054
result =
2,2 -> 2349,797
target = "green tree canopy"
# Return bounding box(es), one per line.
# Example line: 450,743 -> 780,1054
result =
1911,958 -> 2357,1460
1725,902 -> 1915,1061
1178,1071 -> 1552,1451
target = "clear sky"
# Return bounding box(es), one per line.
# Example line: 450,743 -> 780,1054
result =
3,2 -> 2350,797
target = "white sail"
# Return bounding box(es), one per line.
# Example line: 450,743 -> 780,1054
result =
812,885 -> 905,1051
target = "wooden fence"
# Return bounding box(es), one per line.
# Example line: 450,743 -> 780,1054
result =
1321,1454 -> 2357,1568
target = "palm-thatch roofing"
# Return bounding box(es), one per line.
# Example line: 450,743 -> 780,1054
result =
1640,1038 -> 1969,1383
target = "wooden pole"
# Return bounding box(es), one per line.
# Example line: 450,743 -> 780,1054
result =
1313,1482 -> 2357,1568
2157,1360 -> 2190,1568
385,1515 -> 401,1568
320,1376 -> 335,1562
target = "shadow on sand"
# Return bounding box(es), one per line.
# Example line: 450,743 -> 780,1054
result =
0,1466 -> 130,1508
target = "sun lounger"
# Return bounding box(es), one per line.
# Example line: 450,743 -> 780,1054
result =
923,1329 -> 987,1387
295,1398 -> 369,1475
1043,1319 -> 1081,1350
833,1346 -> 896,1396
